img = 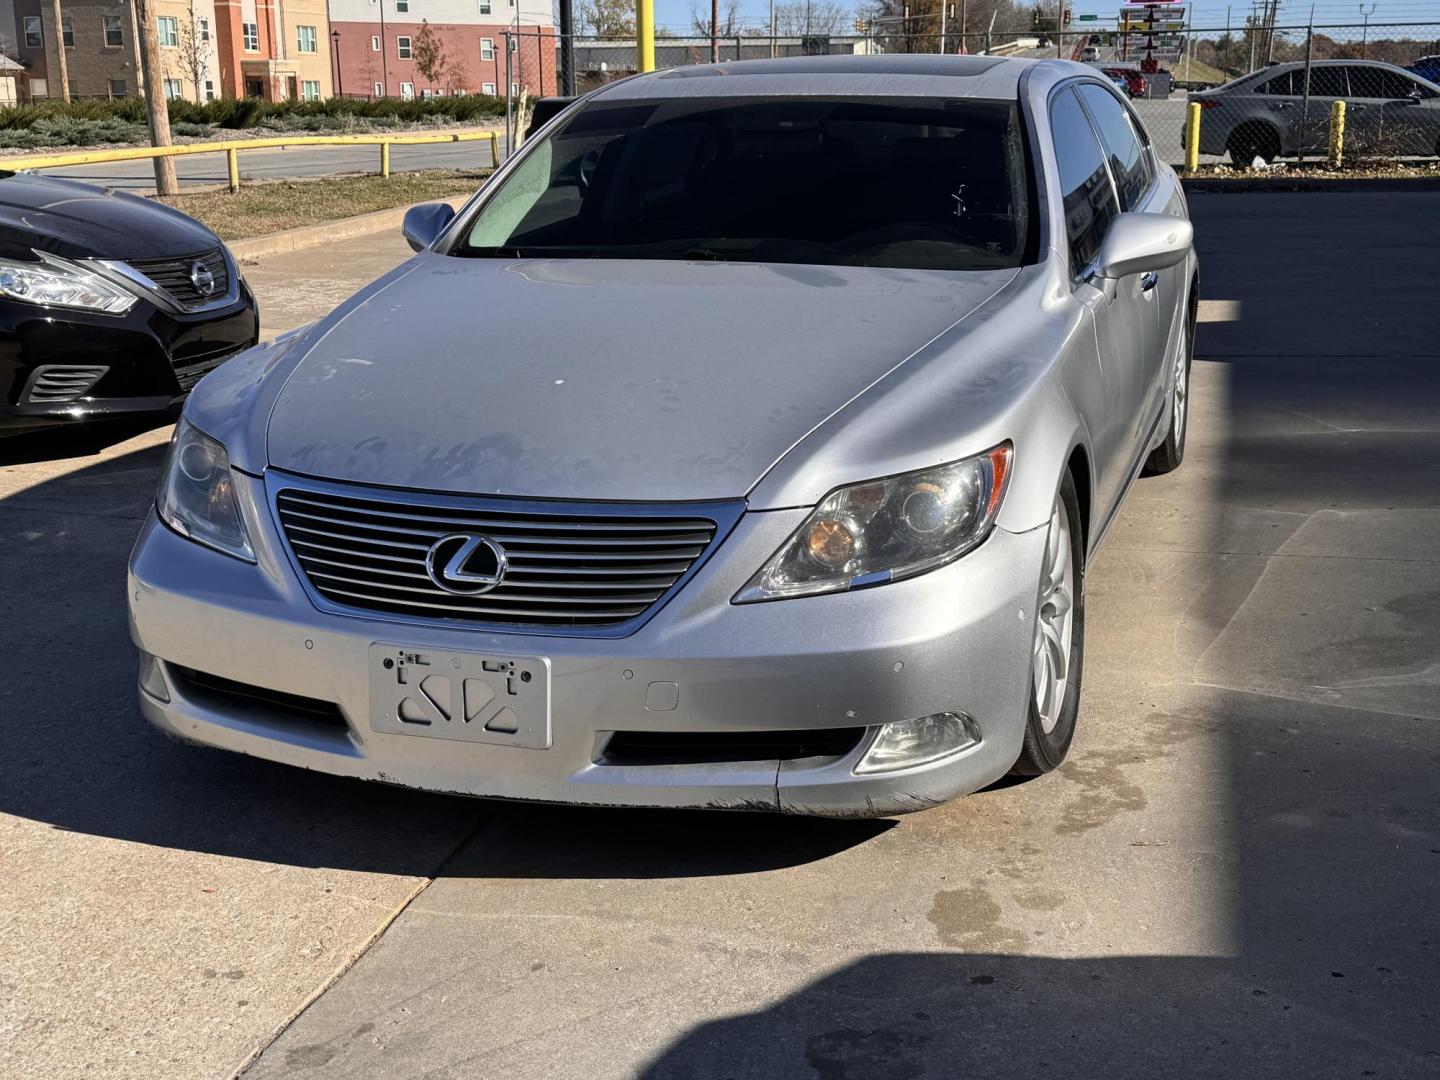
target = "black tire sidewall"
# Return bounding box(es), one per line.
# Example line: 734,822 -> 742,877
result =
1018,473 -> 1086,773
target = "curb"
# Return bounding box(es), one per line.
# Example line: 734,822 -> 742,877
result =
228,195 -> 470,261
1182,175 -> 1440,193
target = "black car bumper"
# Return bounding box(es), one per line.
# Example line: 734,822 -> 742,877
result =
0,284 -> 259,434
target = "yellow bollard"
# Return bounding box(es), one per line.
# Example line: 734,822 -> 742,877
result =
1329,99 -> 1346,168
1184,101 -> 1201,175
380,140 -> 391,178
490,131 -> 500,168
227,146 -> 240,192
637,0 -> 655,72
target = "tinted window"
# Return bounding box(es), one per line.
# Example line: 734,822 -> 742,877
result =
1077,83 -> 1151,211
1050,87 -> 1118,276
1307,67 -> 1349,96
1257,70 -> 1296,95
1348,67 -> 1424,98
460,98 -> 1035,272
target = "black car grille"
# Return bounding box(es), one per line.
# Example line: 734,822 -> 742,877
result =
274,485 -> 729,631
173,341 -> 245,391
22,364 -> 109,403
127,247 -> 230,310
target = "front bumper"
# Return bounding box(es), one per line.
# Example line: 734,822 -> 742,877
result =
0,288 -> 258,433
128,471 -> 1047,817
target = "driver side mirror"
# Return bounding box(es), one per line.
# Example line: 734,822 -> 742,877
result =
1097,212 -> 1193,281
402,202 -> 457,252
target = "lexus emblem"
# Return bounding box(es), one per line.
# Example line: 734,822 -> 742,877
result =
425,534 -> 507,595
189,260 -> 217,297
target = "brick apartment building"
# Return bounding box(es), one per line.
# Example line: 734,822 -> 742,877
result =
326,0 -> 554,99
0,0 -> 329,101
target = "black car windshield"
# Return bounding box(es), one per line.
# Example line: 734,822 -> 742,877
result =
456,96 -> 1036,271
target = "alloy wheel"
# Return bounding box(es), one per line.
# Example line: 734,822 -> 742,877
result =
1031,495 -> 1076,735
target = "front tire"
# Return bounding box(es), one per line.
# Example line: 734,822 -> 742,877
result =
1142,316 -> 1193,476
1010,472 -> 1085,777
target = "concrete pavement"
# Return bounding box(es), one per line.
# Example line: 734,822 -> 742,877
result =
1,193 -> 1437,1078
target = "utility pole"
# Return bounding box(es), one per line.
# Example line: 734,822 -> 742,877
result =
940,0 -> 947,54
959,0 -> 967,54
49,0 -> 70,101
134,0 -> 177,195
559,0 -> 575,94
710,0 -> 718,61
769,0 -> 775,57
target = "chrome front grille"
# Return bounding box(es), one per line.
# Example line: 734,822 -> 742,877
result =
272,480 -> 739,633
127,248 -> 230,310
22,365 -> 108,403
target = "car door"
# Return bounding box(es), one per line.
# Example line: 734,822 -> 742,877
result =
1075,84 -> 1170,465
1251,68 -> 1306,152
1294,65 -> 1350,153
1049,84 -> 1153,522
1355,66 -> 1440,157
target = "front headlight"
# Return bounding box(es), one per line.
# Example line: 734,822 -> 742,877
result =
157,421 -> 255,562
735,443 -> 1012,603
0,253 -> 136,314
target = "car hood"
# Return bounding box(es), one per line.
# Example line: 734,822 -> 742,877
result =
0,172 -> 222,260
265,254 -> 1017,503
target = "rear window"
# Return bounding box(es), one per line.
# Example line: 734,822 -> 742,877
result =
456,96 -> 1036,272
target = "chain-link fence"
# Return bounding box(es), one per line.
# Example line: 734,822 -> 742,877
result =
504,22 -> 1440,168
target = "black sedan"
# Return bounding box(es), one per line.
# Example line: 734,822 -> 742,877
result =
0,172 -> 258,434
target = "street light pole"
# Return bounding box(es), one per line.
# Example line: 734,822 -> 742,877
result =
1359,2 -> 1375,58
331,29 -> 342,96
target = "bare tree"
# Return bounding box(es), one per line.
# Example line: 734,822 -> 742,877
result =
411,20 -> 448,92
690,0 -> 742,37
772,1 -> 853,36
169,10 -> 213,103
577,0 -> 635,38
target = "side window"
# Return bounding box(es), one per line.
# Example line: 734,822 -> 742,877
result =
1306,67 -> 1349,96
1077,83 -> 1151,211
1050,86 -> 1119,277
1257,70 -> 1295,95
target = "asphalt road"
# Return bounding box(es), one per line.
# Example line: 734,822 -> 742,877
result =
2,191 -> 1438,1078
18,134 -> 506,194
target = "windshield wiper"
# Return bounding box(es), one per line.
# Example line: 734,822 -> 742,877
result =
683,248 -> 729,262
458,245 -> 529,258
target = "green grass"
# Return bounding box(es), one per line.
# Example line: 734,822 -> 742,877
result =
159,169 -> 489,240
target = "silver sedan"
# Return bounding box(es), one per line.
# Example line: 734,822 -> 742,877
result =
128,55 -> 1197,816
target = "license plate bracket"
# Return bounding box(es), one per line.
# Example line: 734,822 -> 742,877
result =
369,643 -> 551,749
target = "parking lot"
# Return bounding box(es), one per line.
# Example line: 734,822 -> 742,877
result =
2,190 -> 1438,1078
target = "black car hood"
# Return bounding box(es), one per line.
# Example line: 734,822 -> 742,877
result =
0,172 -> 221,261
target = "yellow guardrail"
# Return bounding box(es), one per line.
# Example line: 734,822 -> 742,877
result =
1,130 -> 502,192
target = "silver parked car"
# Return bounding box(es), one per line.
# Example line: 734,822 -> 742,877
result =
1190,58 -> 1440,163
129,56 -> 1196,816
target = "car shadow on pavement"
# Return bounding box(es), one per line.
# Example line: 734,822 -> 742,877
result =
0,441 -> 888,878
0,413 -> 177,467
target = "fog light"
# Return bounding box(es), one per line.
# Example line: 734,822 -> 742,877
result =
855,712 -> 979,774
137,650 -> 170,703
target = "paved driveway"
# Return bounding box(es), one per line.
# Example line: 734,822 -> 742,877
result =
1,192 -> 1437,1079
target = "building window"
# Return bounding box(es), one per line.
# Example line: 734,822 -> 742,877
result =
482,81 -> 495,94
371,34 -> 380,50
103,14 -> 123,46
479,0 -> 491,12
397,36 -> 411,59
374,80 -> 383,96
302,80 -> 320,100
157,16 -> 179,47
510,80 -> 518,94
400,80 -> 414,99
162,78 -> 183,99
29,77 -> 47,98
297,25 -> 317,53
480,37 -> 494,60
62,16 -> 73,47
205,79 -> 216,100
23,16 -> 41,49
198,16 -> 210,42
109,78 -> 127,98
68,79 -> 78,97
396,0 -> 409,10
243,21 -> 259,51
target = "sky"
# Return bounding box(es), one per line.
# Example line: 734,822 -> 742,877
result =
646,0 -> 1440,35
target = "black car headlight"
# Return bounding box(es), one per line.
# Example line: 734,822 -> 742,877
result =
0,253 -> 136,314
157,421 -> 255,562
735,444 -> 1012,603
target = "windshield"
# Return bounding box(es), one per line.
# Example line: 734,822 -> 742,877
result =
456,96 -> 1036,271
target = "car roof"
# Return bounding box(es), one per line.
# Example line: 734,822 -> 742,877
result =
589,54 -> 1066,102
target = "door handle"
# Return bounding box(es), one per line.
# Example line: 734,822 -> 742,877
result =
1140,272 -> 1158,292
